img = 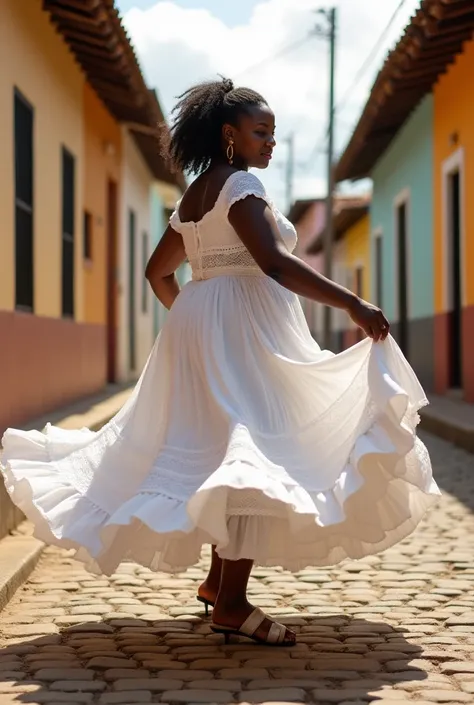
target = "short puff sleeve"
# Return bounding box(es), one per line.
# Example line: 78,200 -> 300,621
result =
222,171 -> 272,216
169,197 -> 183,232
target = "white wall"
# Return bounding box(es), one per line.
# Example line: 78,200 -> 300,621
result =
118,130 -> 155,382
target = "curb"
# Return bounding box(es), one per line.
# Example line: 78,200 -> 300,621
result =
0,524 -> 43,611
420,410 -> 474,454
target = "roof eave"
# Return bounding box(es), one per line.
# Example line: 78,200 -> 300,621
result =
335,0 -> 474,183
306,203 -> 370,255
44,0 -> 185,192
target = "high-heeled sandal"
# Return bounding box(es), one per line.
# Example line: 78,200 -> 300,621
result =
211,607 -> 295,646
196,595 -> 214,616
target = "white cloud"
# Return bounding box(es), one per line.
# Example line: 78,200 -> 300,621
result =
123,0 -> 421,210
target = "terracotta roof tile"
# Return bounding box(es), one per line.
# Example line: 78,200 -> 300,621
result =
44,0 -> 185,190
336,0 -> 474,183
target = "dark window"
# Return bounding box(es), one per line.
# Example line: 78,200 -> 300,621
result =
61,147 -> 75,317
355,266 -> 363,298
128,210 -> 136,371
14,89 -> 34,311
396,202 -> 408,356
374,234 -> 383,308
448,170 -> 463,388
142,231 -> 149,313
83,211 -> 92,261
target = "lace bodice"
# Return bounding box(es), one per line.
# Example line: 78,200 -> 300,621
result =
169,171 -> 297,281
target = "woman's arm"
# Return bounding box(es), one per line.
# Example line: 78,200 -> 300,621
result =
228,196 -> 389,341
145,226 -> 186,310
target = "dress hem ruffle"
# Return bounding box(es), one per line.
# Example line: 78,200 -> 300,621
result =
1,371 -> 440,576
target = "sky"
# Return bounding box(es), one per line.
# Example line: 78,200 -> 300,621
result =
116,0 -> 422,210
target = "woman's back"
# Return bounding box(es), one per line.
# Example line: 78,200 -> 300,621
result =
170,170 -> 297,281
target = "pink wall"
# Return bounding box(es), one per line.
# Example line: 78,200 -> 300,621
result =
293,200 -> 325,273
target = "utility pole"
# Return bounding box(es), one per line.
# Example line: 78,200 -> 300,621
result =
321,7 -> 337,350
284,133 -> 295,215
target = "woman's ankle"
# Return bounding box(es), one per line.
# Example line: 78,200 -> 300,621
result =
214,592 -> 249,612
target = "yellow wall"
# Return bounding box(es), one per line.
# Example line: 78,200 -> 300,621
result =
0,0 -> 84,319
434,37 -> 474,311
344,214 -> 370,300
83,84 -> 122,325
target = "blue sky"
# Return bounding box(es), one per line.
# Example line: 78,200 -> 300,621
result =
117,0 -> 422,208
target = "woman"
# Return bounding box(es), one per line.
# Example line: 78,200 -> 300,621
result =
1,78 -> 440,647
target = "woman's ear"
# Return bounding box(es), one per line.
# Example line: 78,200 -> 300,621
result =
222,123 -> 234,142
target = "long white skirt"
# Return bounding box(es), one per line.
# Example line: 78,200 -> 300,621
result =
1,276 -> 440,575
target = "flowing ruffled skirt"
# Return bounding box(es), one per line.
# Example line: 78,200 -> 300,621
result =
1,276 -> 440,575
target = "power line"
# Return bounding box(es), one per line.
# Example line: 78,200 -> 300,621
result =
305,0 -> 410,172
232,31 -> 316,81
335,0 -> 409,116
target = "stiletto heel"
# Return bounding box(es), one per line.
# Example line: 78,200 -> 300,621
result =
196,595 -> 214,616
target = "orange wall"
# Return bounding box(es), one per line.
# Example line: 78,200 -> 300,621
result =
82,83 -> 122,324
434,37 -> 474,312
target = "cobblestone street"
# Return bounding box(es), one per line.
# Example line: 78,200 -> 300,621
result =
1,431 -> 474,704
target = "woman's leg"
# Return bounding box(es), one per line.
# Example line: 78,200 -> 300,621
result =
198,545 -> 222,604
212,557 -> 296,644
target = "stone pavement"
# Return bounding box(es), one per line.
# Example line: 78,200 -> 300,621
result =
1,431 -> 474,705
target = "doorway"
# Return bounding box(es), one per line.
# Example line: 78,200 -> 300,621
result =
446,168 -> 463,390
395,196 -> 409,357
106,180 -> 118,383
128,209 -> 136,373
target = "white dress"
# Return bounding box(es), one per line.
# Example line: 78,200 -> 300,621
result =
1,171 -> 440,576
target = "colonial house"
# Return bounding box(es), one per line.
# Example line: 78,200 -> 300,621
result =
0,0 -> 184,434
432,31 -> 474,401
287,199 -> 326,343
290,195 -> 372,351
335,0 -> 474,399
306,197 -> 371,350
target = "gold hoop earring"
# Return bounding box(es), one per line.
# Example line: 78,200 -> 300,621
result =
226,140 -> 234,165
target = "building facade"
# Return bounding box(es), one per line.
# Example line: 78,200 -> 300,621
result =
335,0 -> 474,399
288,199 -> 326,345
82,82 -> 123,386
303,198 -> 369,352
0,0 -> 183,434
0,0 -> 88,432
370,97 -> 435,390
118,130 -> 155,382
433,37 -> 474,401
340,209 -> 371,348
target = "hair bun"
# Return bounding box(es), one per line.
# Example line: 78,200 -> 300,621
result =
221,77 -> 234,94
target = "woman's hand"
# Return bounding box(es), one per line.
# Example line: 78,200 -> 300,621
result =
348,298 -> 390,342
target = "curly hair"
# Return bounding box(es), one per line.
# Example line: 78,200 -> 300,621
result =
161,76 -> 267,176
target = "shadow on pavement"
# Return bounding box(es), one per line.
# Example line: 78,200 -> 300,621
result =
0,615 -> 428,703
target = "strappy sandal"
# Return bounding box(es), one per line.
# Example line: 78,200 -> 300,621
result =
196,595 -> 214,616
211,607 -> 295,646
